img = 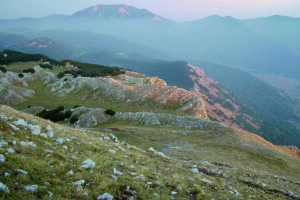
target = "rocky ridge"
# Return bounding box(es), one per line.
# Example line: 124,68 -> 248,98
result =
0,65 -> 207,118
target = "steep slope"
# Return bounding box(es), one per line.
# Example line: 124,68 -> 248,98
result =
192,60 -> 300,147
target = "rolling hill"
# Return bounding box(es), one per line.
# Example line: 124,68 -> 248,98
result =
1,53 -> 300,199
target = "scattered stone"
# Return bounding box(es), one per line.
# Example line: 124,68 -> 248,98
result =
108,149 -> 116,154
200,178 -> 213,184
47,125 -> 54,138
177,185 -> 183,191
20,141 -> 37,148
0,140 -> 8,148
81,159 -> 96,169
0,182 -> 9,194
29,125 -> 41,135
171,191 -> 178,196
24,185 -> 38,192
9,123 -> 19,131
188,177 -> 195,181
73,180 -> 85,190
0,154 -> 5,162
4,172 -> 10,177
83,192 -> 89,198
67,170 -> 74,175
148,147 -> 168,158
6,148 -> 15,153
191,168 -> 199,174
63,145 -> 68,150
44,182 -> 51,186
113,168 -> 123,176
97,193 -> 113,200
55,138 -> 64,145
48,191 -> 53,197
13,119 -> 28,127
112,175 -> 118,181
17,169 -> 28,175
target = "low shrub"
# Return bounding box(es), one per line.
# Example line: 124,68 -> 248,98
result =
18,73 -> 24,78
39,64 -> 53,70
23,68 -> 35,74
70,114 -> 79,124
105,109 -> 116,116
37,106 -> 71,122
0,66 -> 7,73
57,72 -> 64,78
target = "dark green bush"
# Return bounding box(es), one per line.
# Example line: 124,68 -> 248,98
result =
0,66 -> 7,73
57,72 -> 64,78
70,114 -> 79,124
65,111 -> 72,118
39,64 -> 53,70
23,68 -> 35,74
18,73 -> 24,78
105,109 -> 116,116
37,106 -> 69,122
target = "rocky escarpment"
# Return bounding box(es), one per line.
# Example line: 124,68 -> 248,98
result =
0,66 -> 207,118
0,71 -> 35,105
187,64 -> 261,130
66,106 -> 220,130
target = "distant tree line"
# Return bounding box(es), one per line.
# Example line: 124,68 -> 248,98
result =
58,60 -> 125,78
0,50 -> 125,78
0,50 -> 60,65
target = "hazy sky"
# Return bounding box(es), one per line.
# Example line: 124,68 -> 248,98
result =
1,0 -> 300,21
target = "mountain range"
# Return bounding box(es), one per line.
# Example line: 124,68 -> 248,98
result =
0,5 -> 300,147
1,4 -> 300,78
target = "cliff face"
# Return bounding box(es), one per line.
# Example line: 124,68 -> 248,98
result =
187,64 -> 260,130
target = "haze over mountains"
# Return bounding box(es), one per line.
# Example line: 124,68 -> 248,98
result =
1,4 -> 300,148
1,4 -> 300,77
1,4 -> 300,199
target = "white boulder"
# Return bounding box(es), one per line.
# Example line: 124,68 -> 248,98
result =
81,159 -> 96,169
0,182 -> 9,194
97,193 -> 113,200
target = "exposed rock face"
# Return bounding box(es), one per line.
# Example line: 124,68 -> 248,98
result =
72,106 -> 223,131
0,71 -> 35,105
0,67 -> 207,119
187,64 -> 260,130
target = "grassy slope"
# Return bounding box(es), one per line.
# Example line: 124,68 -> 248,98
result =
5,61 -> 42,73
1,106 -> 300,199
13,77 -> 184,116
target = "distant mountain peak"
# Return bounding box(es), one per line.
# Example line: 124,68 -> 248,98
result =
71,4 -> 165,21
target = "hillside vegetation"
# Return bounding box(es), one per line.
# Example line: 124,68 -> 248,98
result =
1,103 -> 300,199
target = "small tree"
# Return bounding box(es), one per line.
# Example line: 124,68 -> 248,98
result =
105,109 -> 116,116
0,66 -> 7,73
18,73 -> 24,78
